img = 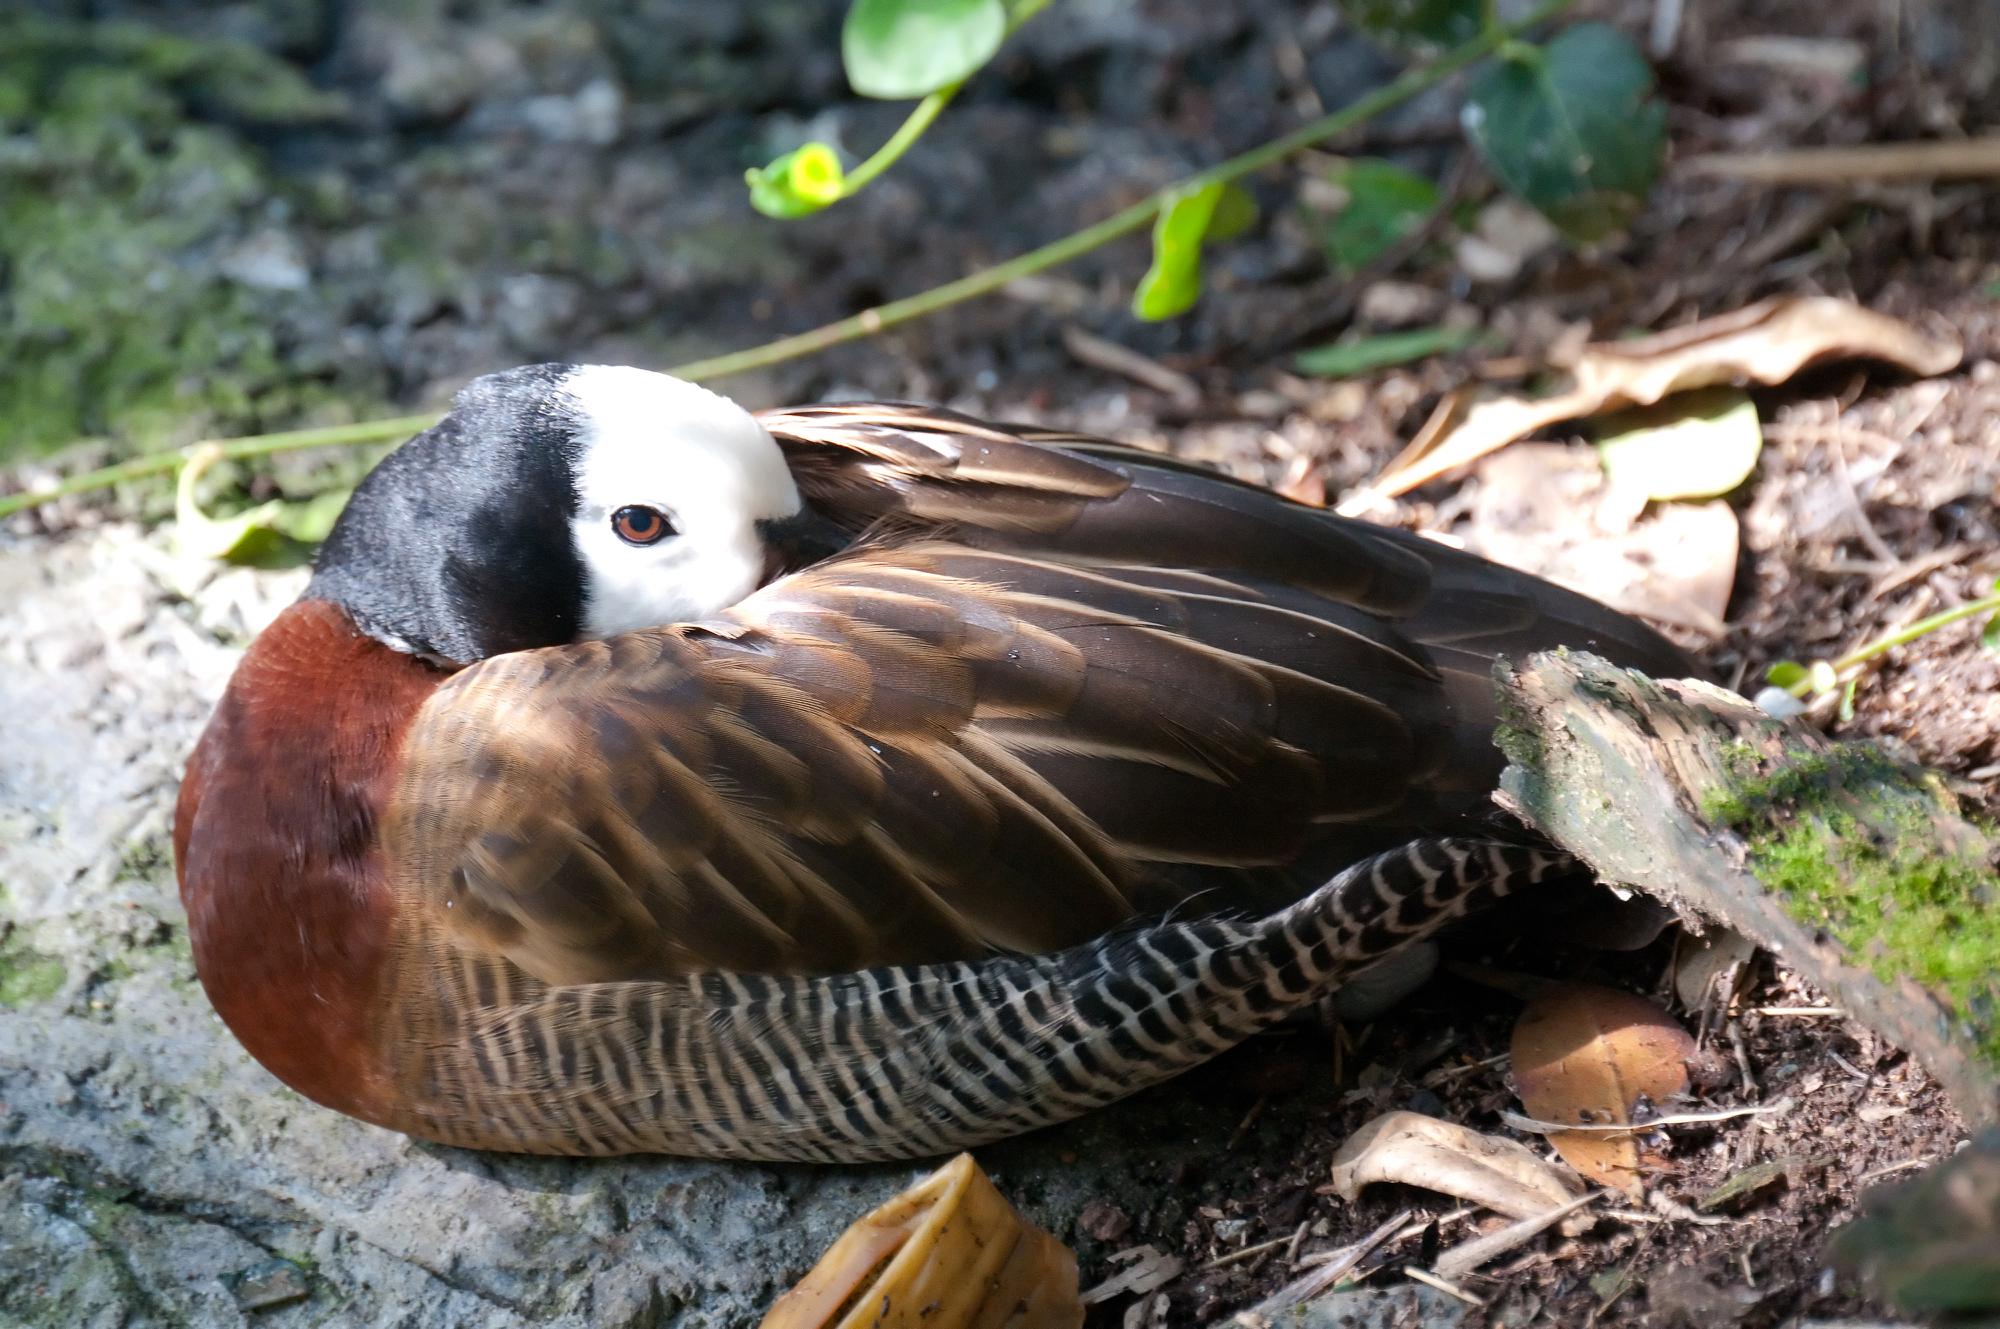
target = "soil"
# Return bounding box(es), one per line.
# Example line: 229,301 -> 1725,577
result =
2,0 -> 1996,1326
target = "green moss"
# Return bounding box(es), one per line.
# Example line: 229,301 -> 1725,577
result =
0,949 -> 66,1008
0,19 -> 343,460
1704,743 -> 2000,1066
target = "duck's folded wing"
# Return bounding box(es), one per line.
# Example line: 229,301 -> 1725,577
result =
381,539 -> 1467,985
385,405 -> 1695,986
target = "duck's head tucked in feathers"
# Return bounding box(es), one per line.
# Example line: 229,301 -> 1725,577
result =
308,364 -> 817,664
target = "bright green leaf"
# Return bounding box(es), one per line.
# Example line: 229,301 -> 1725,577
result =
1464,23 -> 1665,241
1837,678 -> 1858,723
1765,660 -> 1808,690
1132,183 -> 1231,321
175,447 -> 351,564
1981,612 -> 2000,651
1292,324 -> 1477,378
175,446 -> 284,562
1339,0 -> 1483,48
1326,159 -> 1440,271
843,0 -> 1006,100
746,142 -> 847,219
1596,388 -> 1763,502
267,488 -> 352,545
1206,183 -> 1260,242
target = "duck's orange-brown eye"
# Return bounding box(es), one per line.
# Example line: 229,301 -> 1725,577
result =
611,505 -> 675,546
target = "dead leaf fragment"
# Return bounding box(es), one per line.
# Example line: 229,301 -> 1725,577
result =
1331,1110 -> 1583,1221
1352,297 -> 1961,501
1698,1158 -> 1792,1211
761,1153 -> 1082,1329
1465,443 -> 1739,636
1510,983 -> 1697,1200
1080,1246 -> 1183,1305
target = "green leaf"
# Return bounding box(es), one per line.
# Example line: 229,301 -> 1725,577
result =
1464,23 -> 1665,241
1596,388 -> 1763,502
175,447 -> 284,562
842,0 -> 1006,99
266,488 -> 352,545
1206,183 -> 1259,241
175,447 -> 351,564
746,142 -> 847,219
1765,660 -> 1808,690
1132,183 -> 1244,322
1808,660 -> 1839,696
1339,0 -> 1483,48
1326,159 -> 1440,271
1292,324 -> 1477,377
1981,611 -> 2000,651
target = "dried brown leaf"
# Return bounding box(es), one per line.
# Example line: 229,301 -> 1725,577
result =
1358,297 -> 1961,499
1510,983 -> 1696,1200
1330,1110 -> 1583,1218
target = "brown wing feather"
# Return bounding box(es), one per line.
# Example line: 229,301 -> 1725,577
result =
384,405 -> 1697,982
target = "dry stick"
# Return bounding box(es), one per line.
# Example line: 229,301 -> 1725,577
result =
1681,135 -> 2000,184
0,0 -> 1574,523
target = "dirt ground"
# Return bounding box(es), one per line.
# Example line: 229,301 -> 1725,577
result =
4,0 -> 1997,1325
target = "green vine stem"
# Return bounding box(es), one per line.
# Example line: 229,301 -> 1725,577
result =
0,414 -> 439,520
837,0 -> 1058,201
1785,590 -> 2000,699
839,82 -> 962,197
0,0 -> 1571,522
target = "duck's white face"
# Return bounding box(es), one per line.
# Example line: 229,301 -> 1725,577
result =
562,366 -> 804,638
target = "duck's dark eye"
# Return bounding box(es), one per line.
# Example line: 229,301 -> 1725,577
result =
611,505 -> 675,546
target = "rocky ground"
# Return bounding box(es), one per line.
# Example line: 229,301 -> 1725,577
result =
4,0 -> 1999,1326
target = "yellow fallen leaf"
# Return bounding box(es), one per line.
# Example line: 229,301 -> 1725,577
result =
761,1154 -> 1082,1329
1510,983 -> 1696,1200
1350,296 -> 1960,502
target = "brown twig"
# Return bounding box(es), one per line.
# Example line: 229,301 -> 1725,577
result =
1681,136 -> 2000,184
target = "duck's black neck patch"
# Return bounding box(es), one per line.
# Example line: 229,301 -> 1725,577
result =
308,364 -> 589,663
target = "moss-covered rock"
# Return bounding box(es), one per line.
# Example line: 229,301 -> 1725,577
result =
0,20 -> 345,458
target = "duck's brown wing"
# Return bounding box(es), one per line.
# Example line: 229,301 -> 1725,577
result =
383,407 -> 1695,985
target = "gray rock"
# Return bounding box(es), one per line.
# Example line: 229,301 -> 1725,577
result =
0,526 -> 1248,1325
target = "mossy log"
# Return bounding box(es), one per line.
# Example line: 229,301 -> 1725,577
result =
1493,651 -> 2000,1126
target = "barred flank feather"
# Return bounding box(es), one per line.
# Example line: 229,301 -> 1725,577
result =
401,838 -> 1567,1162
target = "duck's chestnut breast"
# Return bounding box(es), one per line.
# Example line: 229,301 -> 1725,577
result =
174,599 -> 443,1122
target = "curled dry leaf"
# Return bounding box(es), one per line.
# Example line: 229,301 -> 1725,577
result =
1331,1110 -> 1584,1223
761,1153 -> 1082,1329
1510,983 -> 1697,1200
1351,296 -> 1962,501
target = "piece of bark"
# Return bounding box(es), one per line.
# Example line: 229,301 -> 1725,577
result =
1492,651 -> 2000,1126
